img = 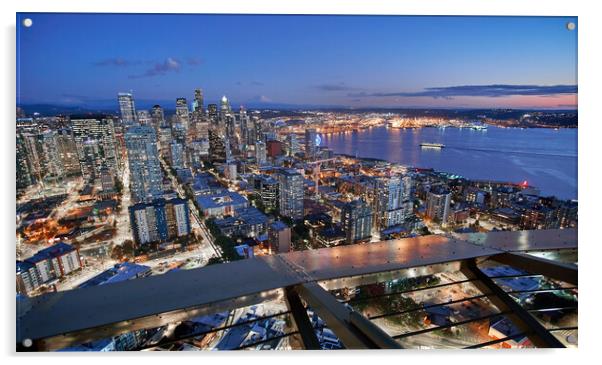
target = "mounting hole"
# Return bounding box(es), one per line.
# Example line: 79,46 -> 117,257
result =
22,338 -> 33,348
566,22 -> 576,31
22,18 -> 33,28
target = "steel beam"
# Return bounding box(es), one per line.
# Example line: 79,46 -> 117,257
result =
19,288 -> 284,351
295,282 -> 402,349
284,287 -> 321,350
489,252 -> 577,285
461,259 -> 565,348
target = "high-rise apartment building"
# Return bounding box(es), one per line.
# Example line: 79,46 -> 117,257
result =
278,169 -> 304,220
426,187 -> 452,224
129,198 -> 191,245
125,125 -> 163,203
341,199 -> 373,244
71,115 -> 118,181
373,175 -> 413,229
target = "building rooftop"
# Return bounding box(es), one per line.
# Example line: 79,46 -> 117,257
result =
270,220 -> 289,232
78,262 -> 151,289
26,243 -> 76,264
196,191 -> 248,210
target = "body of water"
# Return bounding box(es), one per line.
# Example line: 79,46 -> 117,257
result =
321,126 -> 577,200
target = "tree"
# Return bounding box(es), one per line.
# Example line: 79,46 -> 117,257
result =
111,245 -> 124,260
122,239 -> 136,257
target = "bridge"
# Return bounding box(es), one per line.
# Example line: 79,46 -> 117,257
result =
16,228 -> 577,351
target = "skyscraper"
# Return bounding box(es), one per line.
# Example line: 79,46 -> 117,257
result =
175,98 -> 190,129
255,141 -> 267,165
125,125 -> 163,203
169,142 -> 185,169
151,105 -> 165,128
193,89 -> 204,113
37,130 -> 63,181
207,104 -> 218,125
16,132 -> 35,190
118,92 -> 137,126
56,129 -> 82,177
71,115 -> 118,181
341,199 -> 373,245
305,128 -> 317,159
287,134 -> 300,157
278,169 -> 304,220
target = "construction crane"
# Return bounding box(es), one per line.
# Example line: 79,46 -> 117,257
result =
306,157 -> 338,198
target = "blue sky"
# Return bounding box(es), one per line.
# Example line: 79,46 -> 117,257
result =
16,13 -> 578,109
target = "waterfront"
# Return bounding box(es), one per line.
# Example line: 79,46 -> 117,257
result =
322,126 -> 577,200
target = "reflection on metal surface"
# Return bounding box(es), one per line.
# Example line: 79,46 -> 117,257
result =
17,229 -> 578,351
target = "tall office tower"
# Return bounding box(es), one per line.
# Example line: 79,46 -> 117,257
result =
341,199 -> 373,245
37,130 -> 64,181
305,128 -> 318,160
193,88 -> 204,113
56,129 -> 82,177
287,134 -> 300,157
246,117 -> 257,146
125,125 -> 163,203
16,133 -> 35,190
175,98 -> 190,129
224,114 -> 236,140
169,142 -> 185,169
207,104 -> 218,125
426,187 -> 451,224
239,106 -> 249,148
255,141 -> 267,165
218,95 -> 232,134
374,175 -> 413,229
71,115 -> 118,181
136,110 -> 151,126
151,105 -> 165,129
208,129 -> 227,162
277,169 -> 304,220
118,92 -> 137,126
220,95 -> 232,115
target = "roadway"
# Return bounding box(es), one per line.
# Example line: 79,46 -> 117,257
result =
159,156 -> 222,259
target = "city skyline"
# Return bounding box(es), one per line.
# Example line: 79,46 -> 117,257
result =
17,13 -> 577,109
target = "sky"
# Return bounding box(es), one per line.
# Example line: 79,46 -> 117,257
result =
16,13 -> 578,110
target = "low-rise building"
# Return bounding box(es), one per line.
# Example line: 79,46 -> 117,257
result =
213,206 -> 269,238
16,242 -> 82,294
78,262 -> 151,288
196,190 -> 248,218
268,221 -> 291,254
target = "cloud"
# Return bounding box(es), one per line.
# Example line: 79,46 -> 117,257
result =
236,81 -> 265,86
187,57 -> 203,66
94,58 -> 140,67
314,82 -> 355,91
348,84 -> 578,99
129,57 -> 182,79
251,95 -> 272,103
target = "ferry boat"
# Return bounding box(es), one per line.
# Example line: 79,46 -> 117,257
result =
470,124 -> 488,131
420,142 -> 445,149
